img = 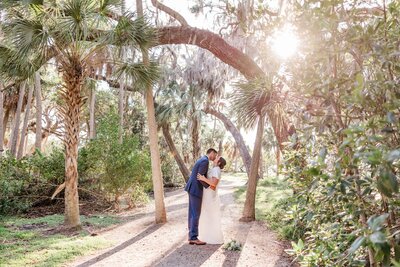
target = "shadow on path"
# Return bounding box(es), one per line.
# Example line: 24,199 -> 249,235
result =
222,222 -> 252,267
76,224 -> 162,267
153,243 -> 222,267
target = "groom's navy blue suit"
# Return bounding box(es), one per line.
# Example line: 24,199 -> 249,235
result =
185,155 -> 210,241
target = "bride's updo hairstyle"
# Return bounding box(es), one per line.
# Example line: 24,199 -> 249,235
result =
218,157 -> 227,169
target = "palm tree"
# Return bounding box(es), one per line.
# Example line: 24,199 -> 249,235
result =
136,0 -> 167,224
9,82 -> 25,157
17,82 -> 34,159
34,72 -> 42,151
231,77 -> 283,222
0,0 -> 159,228
0,85 -> 4,156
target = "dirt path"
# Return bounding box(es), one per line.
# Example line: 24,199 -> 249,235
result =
68,174 -> 295,267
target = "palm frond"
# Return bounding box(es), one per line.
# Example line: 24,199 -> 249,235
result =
104,13 -> 158,49
54,0 -> 98,43
114,60 -> 160,91
230,78 -> 276,129
3,13 -> 51,59
155,103 -> 175,126
0,45 -> 37,81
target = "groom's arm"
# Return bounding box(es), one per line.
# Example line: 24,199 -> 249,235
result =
197,160 -> 210,188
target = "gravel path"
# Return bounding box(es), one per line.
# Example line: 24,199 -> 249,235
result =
68,174 -> 295,267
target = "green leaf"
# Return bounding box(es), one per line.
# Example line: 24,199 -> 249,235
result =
297,239 -> 304,250
370,232 -> 387,244
349,236 -> 365,254
377,169 -> 399,197
387,112 -> 398,123
368,214 -> 389,232
386,150 -> 400,162
319,147 -> 327,162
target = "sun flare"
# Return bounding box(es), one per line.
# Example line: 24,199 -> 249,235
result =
270,26 -> 299,59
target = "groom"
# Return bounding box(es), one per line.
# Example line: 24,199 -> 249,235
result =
185,148 -> 218,245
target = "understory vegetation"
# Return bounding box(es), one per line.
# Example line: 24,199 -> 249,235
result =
0,214 -> 119,266
0,111 -> 169,215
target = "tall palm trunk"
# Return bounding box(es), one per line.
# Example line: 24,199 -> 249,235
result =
240,115 -> 265,222
0,86 -> 4,156
191,116 -> 200,160
137,0 -> 167,224
60,61 -> 84,228
162,124 -> 190,182
145,88 -> 167,223
10,82 -> 26,157
259,146 -> 264,179
17,85 -> 34,159
35,72 -> 42,152
89,86 -> 96,139
3,107 -> 12,143
118,77 -> 124,144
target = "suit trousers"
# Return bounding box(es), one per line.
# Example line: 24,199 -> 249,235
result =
188,193 -> 202,240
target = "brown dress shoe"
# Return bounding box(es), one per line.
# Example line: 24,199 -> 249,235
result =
189,239 -> 206,245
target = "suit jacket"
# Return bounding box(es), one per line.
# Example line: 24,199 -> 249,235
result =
184,155 -> 210,198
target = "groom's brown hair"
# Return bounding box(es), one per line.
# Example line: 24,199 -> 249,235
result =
206,148 -> 217,154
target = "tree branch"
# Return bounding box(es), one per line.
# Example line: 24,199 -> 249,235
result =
150,0 -> 189,26
156,26 -> 265,80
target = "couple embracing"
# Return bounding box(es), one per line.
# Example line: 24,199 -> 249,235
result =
185,148 -> 227,245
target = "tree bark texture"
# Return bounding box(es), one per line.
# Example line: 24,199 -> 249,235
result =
89,87 -> 96,139
118,51 -> 125,144
157,27 -> 264,80
241,115 -> 265,221
0,86 -> 4,156
191,116 -> 200,161
204,107 -> 253,178
162,124 -> 190,182
17,84 -> 34,159
60,61 -> 84,228
35,72 -> 43,152
10,82 -> 26,157
138,0 -> 167,224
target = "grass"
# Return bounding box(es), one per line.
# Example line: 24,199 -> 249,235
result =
234,174 -> 295,239
0,214 -> 121,267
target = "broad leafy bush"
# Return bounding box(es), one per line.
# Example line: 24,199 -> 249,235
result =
282,0 -> 400,265
0,155 -> 32,214
85,112 -> 152,206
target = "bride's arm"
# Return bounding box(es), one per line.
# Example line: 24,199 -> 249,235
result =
197,174 -> 220,190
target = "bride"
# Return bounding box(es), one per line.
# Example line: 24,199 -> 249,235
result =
197,156 -> 227,244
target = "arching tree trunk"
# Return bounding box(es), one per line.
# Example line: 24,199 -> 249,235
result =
60,62 -> 84,228
156,26 -> 294,147
240,115 -> 265,222
137,0 -> 167,224
0,86 -> 4,156
17,85 -> 34,159
162,124 -> 190,182
35,72 -> 42,152
233,145 -> 239,172
10,82 -> 26,157
204,107 -> 253,178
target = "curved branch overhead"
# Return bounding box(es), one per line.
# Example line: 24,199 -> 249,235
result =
151,0 -> 189,26
156,26 -> 265,80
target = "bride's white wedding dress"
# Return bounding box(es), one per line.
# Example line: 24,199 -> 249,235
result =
198,166 -> 224,244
